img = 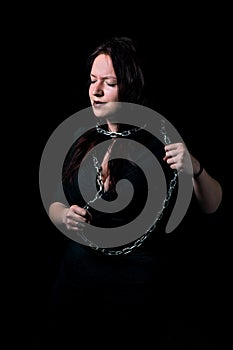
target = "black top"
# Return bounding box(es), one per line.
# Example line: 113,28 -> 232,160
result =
47,125 -> 212,341
61,126 -> 179,252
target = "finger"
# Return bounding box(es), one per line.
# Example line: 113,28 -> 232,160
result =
164,144 -> 176,152
72,206 -> 87,217
76,221 -> 85,228
73,207 -> 91,221
67,220 -> 85,230
166,149 -> 178,158
166,156 -> 176,165
163,153 -> 173,162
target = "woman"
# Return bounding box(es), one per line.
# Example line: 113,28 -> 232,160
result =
47,37 -> 222,345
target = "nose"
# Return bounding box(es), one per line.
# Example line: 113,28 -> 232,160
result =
92,81 -> 104,97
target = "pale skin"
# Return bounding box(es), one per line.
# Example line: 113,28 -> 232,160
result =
49,54 -> 222,231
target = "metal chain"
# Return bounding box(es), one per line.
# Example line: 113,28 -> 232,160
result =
79,120 -> 178,255
83,123 -> 146,208
96,123 -> 146,138
83,156 -> 104,210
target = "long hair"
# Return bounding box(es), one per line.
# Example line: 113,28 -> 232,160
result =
63,37 -> 146,184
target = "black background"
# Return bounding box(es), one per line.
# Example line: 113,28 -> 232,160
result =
29,7 -> 228,348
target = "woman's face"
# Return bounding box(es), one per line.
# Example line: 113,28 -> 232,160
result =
89,54 -> 119,118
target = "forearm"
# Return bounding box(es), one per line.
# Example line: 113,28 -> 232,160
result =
193,168 -> 222,213
49,202 -> 68,226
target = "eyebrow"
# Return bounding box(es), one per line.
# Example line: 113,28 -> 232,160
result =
90,73 -> 117,80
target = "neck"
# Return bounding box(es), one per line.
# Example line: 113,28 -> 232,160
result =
107,121 -> 119,133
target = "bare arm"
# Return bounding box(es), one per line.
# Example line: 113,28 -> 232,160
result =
49,202 -> 92,231
164,143 -> 222,213
191,155 -> 222,213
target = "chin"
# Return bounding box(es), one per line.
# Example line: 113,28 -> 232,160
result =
92,110 -> 108,119
92,103 -> 121,120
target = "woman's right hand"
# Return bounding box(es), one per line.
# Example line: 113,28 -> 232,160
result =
63,204 -> 92,231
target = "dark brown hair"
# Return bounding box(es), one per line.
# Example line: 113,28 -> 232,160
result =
87,36 -> 145,104
63,37 -> 145,184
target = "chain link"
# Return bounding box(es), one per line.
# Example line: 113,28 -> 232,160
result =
83,156 -> 103,211
96,123 -> 146,138
79,120 -> 178,255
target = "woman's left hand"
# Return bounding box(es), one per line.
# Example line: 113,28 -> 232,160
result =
163,142 -> 193,174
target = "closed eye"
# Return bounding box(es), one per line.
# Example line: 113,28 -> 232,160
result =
106,83 -> 117,87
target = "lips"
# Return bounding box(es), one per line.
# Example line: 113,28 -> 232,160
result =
93,101 -> 106,107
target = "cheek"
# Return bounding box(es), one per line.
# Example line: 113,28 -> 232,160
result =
109,88 -> 119,101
